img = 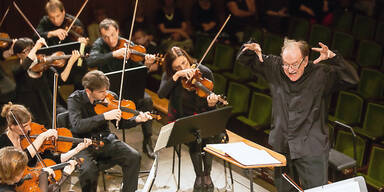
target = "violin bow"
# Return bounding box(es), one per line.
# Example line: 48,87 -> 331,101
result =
196,14 -> 231,69
0,5 -> 10,28
52,72 -> 59,151
13,2 -> 49,47
9,111 -> 48,169
116,0 -> 139,129
61,0 -> 89,44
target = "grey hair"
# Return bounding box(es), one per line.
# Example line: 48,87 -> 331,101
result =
281,38 -> 310,58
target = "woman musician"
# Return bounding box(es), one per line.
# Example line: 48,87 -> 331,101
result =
157,46 -> 223,192
12,37 -> 79,128
0,103 -> 91,167
0,146 -> 77,192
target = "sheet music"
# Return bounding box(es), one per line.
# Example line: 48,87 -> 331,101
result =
305,181 -> 361,192
154,122 -> 174,152
207,142 -> 281,166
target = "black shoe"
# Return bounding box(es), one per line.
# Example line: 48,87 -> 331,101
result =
204,175 -> 214,192
143,139 -> 155,159
193,176 -> 204,192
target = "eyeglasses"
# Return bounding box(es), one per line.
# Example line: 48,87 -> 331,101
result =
282,57 -> 305,70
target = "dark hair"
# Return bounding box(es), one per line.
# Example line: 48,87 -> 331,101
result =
99,18 -> 119,32
13,38 -> 34,55
163,47 -> 196,78
45,0 -> 65,13
82,70 -> 110,91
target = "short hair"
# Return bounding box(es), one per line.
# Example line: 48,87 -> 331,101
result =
13,37 -> 34,55
1,102 -> 32,128
99,18 -> 119,32
163,47 -> 196,78
45,0 -> 65,13
281,38 -> 310,58
82,70 -> 110,91
0,147 -> 28,185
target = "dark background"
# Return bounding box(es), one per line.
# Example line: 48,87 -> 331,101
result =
0,0 -> 229,38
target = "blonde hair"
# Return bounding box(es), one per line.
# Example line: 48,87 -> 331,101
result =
0,147 -> 28,184
1,102 -> 31,127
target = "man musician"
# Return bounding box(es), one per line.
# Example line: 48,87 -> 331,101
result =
86,18 -> 158,159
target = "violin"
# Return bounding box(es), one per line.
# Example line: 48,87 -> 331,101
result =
113,38 -> 164,66
63,16 -> 84,41
0,32 -> 12,48
15,158 -> 61,192
94,93 -> 161,120
181,67 -> 228,105
30,51 -> 88,73
20,122 -> 104,153
15,157 -> 84,192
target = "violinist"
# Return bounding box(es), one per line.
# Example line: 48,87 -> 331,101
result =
36,0 -> 87,46
157,47 -> 221,192
0,103 -> 92,166
36,0 -> 88,91
12,38 -> 79,128
86,18 -> 158,159
67,70 -> 152,192
0,146 -> 78,192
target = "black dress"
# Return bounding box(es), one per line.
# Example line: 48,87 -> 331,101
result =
13,58 -> 53,128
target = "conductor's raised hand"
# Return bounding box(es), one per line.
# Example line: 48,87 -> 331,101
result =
242,43 -> 263,62
311,42 -> 336,64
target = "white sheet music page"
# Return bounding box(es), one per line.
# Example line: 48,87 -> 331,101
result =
154,122 -> 174,152
207,142 -> 281,166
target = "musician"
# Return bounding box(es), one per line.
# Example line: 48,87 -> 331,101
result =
0,103 -> 92,166
86,18 -> 157,159
157,47 -> 220,192
36,0 -> 86,46
12,38 -> 79,128
0,146 -> 78,192
236,39 -> 359,191
67,70 -> 152,192
0,146 -> 28,191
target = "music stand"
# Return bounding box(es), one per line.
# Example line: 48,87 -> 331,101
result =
305,176 -> 368,192
154,106 -> 233,190
36,42 -> 81,55
105,66 -> 148,141
105,65 -> 147,103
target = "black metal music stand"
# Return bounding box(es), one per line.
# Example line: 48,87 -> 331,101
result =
105,66 -> 148,142
162,106 -> 233,190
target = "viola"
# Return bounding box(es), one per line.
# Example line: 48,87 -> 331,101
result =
20,122 -> 104,153
113,38 -> 164,65
181,67 -> 228,105
15,157 -> 84,192
0,32 -> 12,48
94,93 -> 161,120
30,51 -> 88,73
15,159 -> 61,192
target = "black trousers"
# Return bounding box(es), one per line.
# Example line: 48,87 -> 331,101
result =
187,135 -> 222,177
135,92 -> 153,140
76,138 -> 141,192
274,152 -> 328,192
